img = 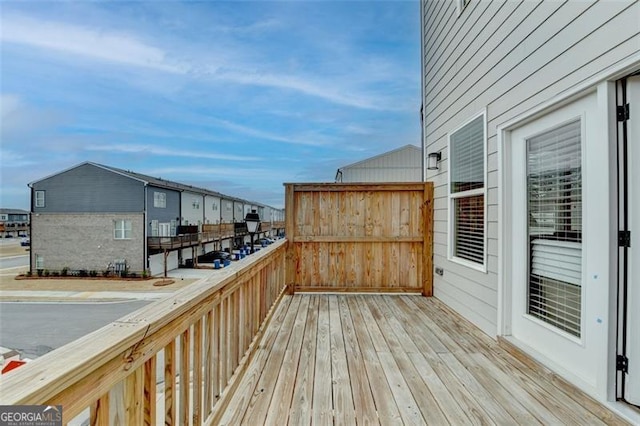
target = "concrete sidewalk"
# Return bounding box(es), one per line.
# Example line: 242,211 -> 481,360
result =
0,290 -> 174,302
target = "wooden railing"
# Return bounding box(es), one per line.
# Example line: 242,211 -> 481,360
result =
147,231 -> 231,250
0,240 -> 287,425
148,222 -> 286,250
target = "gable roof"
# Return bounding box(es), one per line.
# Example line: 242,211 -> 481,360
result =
28,161 -> 274,209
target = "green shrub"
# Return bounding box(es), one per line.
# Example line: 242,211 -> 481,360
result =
61,267 -> 69,277
78,269 -> 88,277
102,269 -> 111,278
25,271 -> 32,277
43,269 -> 50,277
51,271 -> 60,277
37,269 -> 43,277
89,270 -> 98,277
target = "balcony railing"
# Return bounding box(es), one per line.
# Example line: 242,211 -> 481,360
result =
147,222 -> 286,250
0,240 -> 287,424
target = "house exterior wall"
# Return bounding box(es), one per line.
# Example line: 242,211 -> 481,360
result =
339,145 -> 422,182
221,198 -> 234,223
31,164 -> 144,213
204,195 -> 221,224
422,0 -> 640,338
263,206 -> 272,223
30,213 -> 145,273
31,163 -> 144,213
181,190 -> 204,228
233,201 -> 244,222
146,185 -> 180,234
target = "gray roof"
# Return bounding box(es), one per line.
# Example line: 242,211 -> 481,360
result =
0,208 -> 29,215
29,161 -> 277,211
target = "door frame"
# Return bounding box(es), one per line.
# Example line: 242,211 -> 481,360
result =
497,81 -> 619,402
617,73 -> 640,407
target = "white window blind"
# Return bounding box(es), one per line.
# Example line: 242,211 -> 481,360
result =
449,113 -> 485,266
527,119 -> 582,337
451,115 -> 484,194
454,195 -> 485,264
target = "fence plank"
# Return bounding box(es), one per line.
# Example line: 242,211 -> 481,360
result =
285,184 -> 296,294
423,183 -> 434,296
285,183 -> 433,293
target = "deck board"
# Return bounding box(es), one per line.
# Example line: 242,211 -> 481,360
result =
221,294 -> 630,425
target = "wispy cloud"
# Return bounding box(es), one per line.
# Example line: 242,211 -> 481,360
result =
1,13 -> 185,73
144,166 -> 292,180
1,13 -> 407,111
213,70 -> 394,111
0,2 -> 420,210
209,118 -> 329,147
85,144 -> 261,161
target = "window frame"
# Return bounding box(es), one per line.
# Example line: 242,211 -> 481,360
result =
114,219 -> 132,240
35,190 -> 45,208
524,116 -> 584,338
447,110 -> 488,272
153,191 -> 166,208
35,254 -> 44,269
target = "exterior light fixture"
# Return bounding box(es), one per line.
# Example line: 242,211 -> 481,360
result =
244,210 -> 261,253
427,152 -> 441,170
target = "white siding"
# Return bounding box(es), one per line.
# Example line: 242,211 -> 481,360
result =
204,195 -> 221,224
181,191 -> 204,228
338,145 -> 422,182
221,198 -> 234,223
233,201 -> 244,222
423,0 -> 640,337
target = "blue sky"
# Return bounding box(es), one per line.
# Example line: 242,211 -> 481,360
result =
1,1 -> 421,210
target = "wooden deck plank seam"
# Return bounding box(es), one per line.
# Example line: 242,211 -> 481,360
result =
218,295 -> 630,426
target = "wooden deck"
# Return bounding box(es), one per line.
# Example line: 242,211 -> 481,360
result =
219,294 -> 628,425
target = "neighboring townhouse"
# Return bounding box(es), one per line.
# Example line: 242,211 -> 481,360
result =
335,144 -> 422,182
421,0 -> 640,419
0,208 -> 29,238
28,162 -> 284,276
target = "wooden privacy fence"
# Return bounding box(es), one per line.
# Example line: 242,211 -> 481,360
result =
0,240 -> 287,425
284,183 -> 434,295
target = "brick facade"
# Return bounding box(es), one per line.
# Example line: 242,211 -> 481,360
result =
30,213 -> 145,273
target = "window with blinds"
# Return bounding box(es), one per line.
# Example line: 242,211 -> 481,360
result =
449,113 -> 485,266
527,119 -> 582,337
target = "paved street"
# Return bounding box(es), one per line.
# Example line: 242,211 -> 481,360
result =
0,254 -> 29,270
0,301 -> 149,358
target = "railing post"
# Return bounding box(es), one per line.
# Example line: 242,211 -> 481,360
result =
423,182 -> 434,297
285,184 -> 295,295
